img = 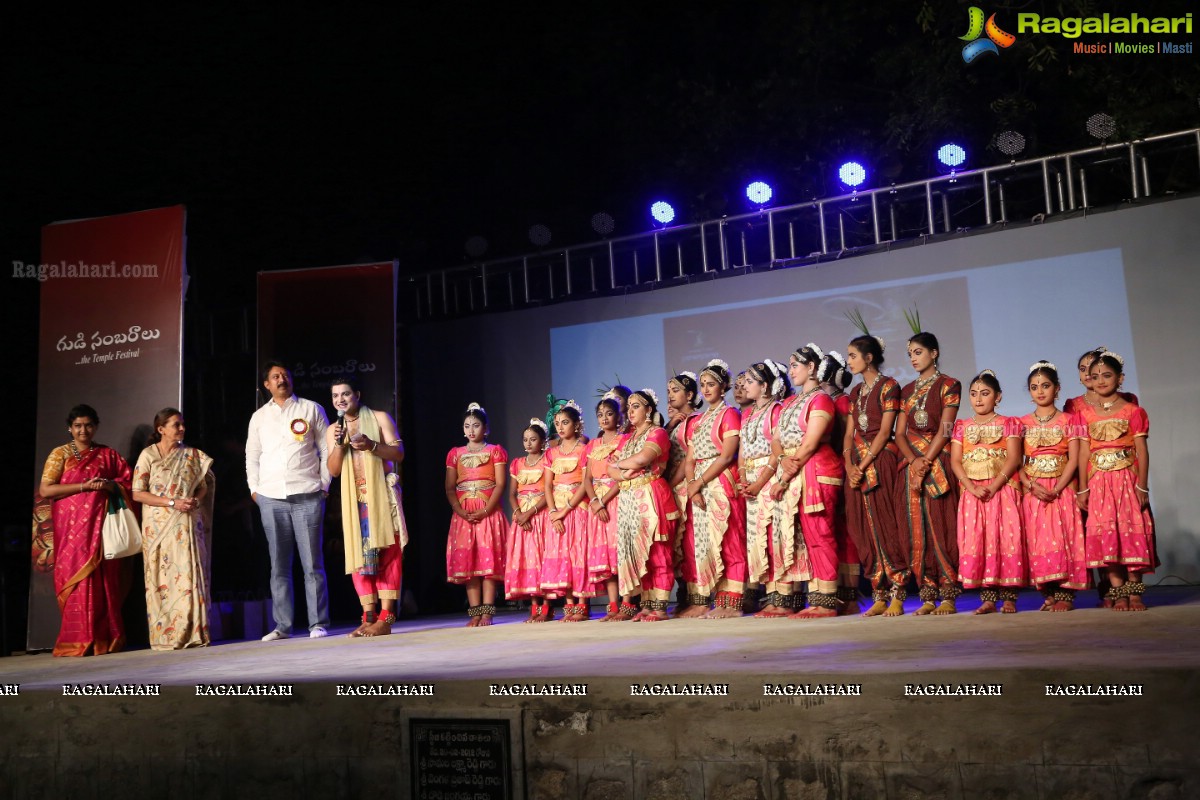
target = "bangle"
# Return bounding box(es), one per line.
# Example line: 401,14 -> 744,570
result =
371,440 -> 378,452
1077,488 -> 1089,495
762,464 -> 776,473
1135,485 -> 1149,494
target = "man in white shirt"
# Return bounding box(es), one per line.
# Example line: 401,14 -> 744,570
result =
246,360 -> 332,640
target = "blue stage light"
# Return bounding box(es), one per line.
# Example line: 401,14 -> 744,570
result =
937,143 -> 967,168
650,201 -> 676,225
838,161 -> 867,188
745,181 -> 773,205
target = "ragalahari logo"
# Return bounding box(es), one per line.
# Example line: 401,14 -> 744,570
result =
960,7 -> 1017,62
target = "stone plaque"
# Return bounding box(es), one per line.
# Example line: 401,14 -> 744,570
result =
410,717 -> 512,800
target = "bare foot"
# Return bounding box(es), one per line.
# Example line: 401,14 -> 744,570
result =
669,602 -> 692,618
932,600 -> 957,615
883,599 -> 904,617
974,601 -> 997,615
913,602 -> 936,616
1128,595 -> 1147,611
1113,596 -> 1130,611
1051,599 -> 1073,612
676,604 -> 709,619
1102,597 -> 1115,609
1000,600 -> 1018,614
838,600 -> 860,616
360,618 -> 392,637
634,610 -> 669,622
862,600 -> 888,617
754,604 -> 789,618
466,615 -> 480,627
348,619 -> 373,638
790,606 -> 836,619
477,613 -> 494,626
1039,597 -> 1056,612
702,606 -> 743,619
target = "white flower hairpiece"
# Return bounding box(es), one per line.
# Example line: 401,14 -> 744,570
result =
467,402 -> 485,413
874,335 -> 886,353
704,358 -> 730,373
563,399 -> 583,415
636,387 -> 659,406
805,343 -> 825,361
979,369 -> 997,378
763,358 -> 781,377
601,390 -> 619,402
827,350 -> 846,367
1028,360 -> 1056,374
680,370 -> 697,382
1099,350 -> 1125,366
528,417 -> 548,433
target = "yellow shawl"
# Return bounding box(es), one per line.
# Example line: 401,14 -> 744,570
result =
339,407 -> 406,573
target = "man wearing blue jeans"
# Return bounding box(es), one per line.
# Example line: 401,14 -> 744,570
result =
246,360 -> 332,639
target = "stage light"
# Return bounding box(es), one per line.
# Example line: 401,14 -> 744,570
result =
591,212 -> 615,236
745,181 -> 773,205
528,224 -> 552,247
838,162 -> 867,189
1086,112 -> 1116,141
937,143 -> 967,169
650,201 -> 676,225
994,130 -> 1026,158
464,236 -> 488,258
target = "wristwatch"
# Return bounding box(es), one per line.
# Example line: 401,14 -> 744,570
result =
168,499 -> 176,508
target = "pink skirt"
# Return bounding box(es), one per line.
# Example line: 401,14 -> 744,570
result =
585,495 -> 619,583
446,497 -> 506,584
1085,469 -> 1157,572
504,509 -> 548,599
957,480 -> 1026,588
1022,479 -> 1089,589
539,506 -> 594,597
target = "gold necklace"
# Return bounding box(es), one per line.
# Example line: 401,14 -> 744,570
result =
911,371 -> 940,428
524,453 -> 544,467
856,373 -> 881,432
1033,409 -> 1057,425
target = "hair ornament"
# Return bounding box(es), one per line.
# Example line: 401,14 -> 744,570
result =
680,370 -> 697,382
827,350 -> 846,368
636,387 -> 660,406
705,358 -> 730,373
528,418 -> 548,434
805,343 -> 825,361
763,358 -> 781,377
902,306 -> 922,336
562,399 -> 583,415
979,369 -> 997,378
601,390 -> 619,402
1099,350 -> 1125,366
1028,360 -> 1057,374
467,402 -> 485,413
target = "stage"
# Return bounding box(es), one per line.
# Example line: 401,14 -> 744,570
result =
2,588 -> 1198,800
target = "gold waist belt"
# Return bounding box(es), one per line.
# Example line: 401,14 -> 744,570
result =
1091,448 -> 1134,472
746,455 -> 772,468
781,446 -> 803,457
1024,454 -> 1067,479
619,474 -> 655,491
517,493 -> 544,512
456,480 -> 495,500
962,448 -> 1005,481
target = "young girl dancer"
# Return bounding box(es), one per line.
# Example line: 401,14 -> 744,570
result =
894,331 -> 962,615
950,371 -> 1026,614
505,419 -> 552,622
680,359 -> 747,619
607,389 -> 681,621
444,403 -> 508,626
768,345 -> 845,618
843,332 -> 908,617
820,351 -> 861,614
738,360 -> 788,616
1077,352 -> 1155,610
1020,362 -> 1089,612
664,372 -> 702,615
583,394 -> 625,620
1065,346 -> 1139,414
543,402 -> 593,621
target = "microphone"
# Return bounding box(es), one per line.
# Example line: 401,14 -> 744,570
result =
335,408 -> 347,445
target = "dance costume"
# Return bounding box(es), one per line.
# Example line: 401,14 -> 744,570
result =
445,444 -> 508,583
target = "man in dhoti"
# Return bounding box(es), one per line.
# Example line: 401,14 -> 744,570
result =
326,376 -> 409,637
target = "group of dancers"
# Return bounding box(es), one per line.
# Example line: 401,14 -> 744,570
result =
443,320 -> 1155,626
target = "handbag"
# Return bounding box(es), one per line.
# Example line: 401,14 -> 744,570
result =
102,490 -> 142,559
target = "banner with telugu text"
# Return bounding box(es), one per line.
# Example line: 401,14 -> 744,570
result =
28,205 -> 187,651
257,262 -> 398,421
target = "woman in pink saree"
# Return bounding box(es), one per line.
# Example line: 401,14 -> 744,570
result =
38,404 -> 133,657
